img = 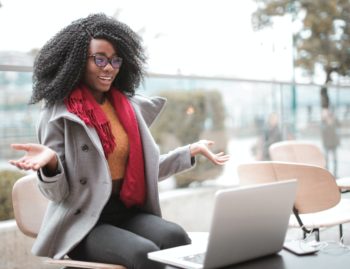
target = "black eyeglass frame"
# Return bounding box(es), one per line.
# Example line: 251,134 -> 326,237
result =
88,54 -> 123,69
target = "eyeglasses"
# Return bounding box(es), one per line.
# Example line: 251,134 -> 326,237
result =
88,54 -> 123,69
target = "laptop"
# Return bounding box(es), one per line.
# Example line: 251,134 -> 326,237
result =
148,179 -> 297,269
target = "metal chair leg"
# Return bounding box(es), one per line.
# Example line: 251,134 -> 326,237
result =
340,224 -> 344,243
315,229 -> 320,241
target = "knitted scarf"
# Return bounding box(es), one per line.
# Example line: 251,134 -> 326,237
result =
64,84 -> 145,207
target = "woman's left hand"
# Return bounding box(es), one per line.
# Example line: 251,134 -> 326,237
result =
190,140 -> 230,165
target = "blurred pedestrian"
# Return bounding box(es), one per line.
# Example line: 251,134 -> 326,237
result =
321,109 -> 340,177
262,112 -> 282,160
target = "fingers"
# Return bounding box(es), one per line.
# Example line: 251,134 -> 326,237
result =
9,160 -> 27,170
8,160 -> 18,168
11,143 -> 31,151
216,155 -> 230,161
9,143 -> 53,172
8,159 -> 40,171
211,153 -> 230,165
9,144 -> 31,170
201,140 -> 214,147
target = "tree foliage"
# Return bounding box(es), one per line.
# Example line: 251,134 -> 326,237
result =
0,170 -> 25,221
151,90 -> 228,187
252,0 -> 350,86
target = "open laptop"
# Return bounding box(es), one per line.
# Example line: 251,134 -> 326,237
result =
148,179 -> 297,269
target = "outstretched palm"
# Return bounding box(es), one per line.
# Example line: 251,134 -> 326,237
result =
191,140 -> 230,165
9,143 -> 56,171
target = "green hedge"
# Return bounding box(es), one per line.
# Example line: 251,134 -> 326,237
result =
151,90 -> 228,187
0,170 -> 26,220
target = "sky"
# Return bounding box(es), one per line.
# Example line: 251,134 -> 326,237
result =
0,0 -> 300,82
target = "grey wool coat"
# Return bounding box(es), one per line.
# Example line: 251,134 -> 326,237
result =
32,94 -> 195,259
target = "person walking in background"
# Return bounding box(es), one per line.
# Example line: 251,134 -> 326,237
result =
9,14 -> 229,269
262,112 -> 282,160
251,112 -> 282,161
321,109 -> 340,177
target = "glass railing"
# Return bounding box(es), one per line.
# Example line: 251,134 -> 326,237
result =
1,65 -> 350,182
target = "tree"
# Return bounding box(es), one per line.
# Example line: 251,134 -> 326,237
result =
252,0 -> 350,109
151,90 -> 228,187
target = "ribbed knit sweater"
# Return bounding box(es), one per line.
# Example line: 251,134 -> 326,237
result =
99,99 -> 129,180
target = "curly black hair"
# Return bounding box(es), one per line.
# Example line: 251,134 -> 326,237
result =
30,13 -> 146,106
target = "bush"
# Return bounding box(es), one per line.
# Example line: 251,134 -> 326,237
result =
151,90 -> 228,187
0,170 -> 26,220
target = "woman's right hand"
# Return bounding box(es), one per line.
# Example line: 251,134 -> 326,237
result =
9,143 -> 58,172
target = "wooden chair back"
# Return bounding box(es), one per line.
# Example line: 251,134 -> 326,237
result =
237,161 -> 340,214
12,174 -> 48,238
12,174 -> 126,269
269,141 -> 326,168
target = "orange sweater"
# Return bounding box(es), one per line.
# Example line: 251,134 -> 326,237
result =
99,100 -> 129,180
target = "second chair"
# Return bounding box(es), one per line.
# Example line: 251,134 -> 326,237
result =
269,140 -> 350,191
237,161 -> 350,242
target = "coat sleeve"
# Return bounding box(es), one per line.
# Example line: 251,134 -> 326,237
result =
158,145 -> 196,181
36,108 -> 69,203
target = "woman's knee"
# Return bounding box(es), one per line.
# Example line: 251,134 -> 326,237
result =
160,222 -> 191,249
130,239 -> 164,269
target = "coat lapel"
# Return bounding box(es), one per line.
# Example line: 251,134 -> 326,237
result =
48,102 -> 104,155
129,94 -> 166,127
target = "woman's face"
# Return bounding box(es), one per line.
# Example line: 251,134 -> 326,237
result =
83,39 -> 120,103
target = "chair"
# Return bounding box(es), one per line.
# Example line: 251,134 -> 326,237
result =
12,174 -> 126,269
269,140 -> 350,191
237,161 -> 350,241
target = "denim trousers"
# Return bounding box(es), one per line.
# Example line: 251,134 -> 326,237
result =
68,192 -> 191,269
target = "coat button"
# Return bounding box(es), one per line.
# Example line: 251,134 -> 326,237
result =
79,178 -> 87,185
74,209 -> 81,215
81,144 -> 89,152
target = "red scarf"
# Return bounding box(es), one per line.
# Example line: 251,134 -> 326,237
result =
64,84 -> 146,207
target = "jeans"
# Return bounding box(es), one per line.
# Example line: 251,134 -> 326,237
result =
325,148 -> 338,177
68,193 -> 191,269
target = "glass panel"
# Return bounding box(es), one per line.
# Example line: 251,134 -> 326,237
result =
1,68 -> 350,183
0,70 -> 40,162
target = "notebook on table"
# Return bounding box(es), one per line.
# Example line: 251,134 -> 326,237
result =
148,179 -> 297,269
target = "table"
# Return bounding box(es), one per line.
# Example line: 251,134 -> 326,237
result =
165,239 -> 350,269
162,232 -> 350,269
223,247 -> 350,269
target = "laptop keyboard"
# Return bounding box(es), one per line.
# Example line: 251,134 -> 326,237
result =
181,252 -> 206,264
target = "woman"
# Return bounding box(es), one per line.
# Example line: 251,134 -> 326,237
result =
9,14 -> 229,269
